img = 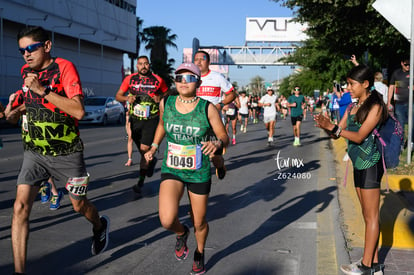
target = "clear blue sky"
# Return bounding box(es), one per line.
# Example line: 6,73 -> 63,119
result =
135,0 -> 295,87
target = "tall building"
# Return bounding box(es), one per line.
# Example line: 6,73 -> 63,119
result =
0,0 -> 137,97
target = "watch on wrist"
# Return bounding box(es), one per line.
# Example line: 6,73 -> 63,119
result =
43,86 -> 52,97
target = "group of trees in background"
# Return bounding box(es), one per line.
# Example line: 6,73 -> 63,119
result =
132,1 -> 410,98
271,0 -> 410,97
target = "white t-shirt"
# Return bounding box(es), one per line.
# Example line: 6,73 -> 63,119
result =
259,94 -> 277,116
239,96 -> 249,115
197,70 -> 234,105
374,81 -> 388,104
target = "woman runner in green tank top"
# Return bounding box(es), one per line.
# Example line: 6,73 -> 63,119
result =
145,63 -> 228,275
314,65 -> 387,275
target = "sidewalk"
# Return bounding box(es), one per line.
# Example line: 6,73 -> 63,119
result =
332,138 -> 414,274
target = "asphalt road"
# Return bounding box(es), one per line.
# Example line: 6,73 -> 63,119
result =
0,117 -> 348,275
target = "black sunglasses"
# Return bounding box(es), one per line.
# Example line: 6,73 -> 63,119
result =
404,63 -> 410,66
18,42 -> 45,55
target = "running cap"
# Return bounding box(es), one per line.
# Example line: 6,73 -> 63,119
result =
175,63 -> 201,78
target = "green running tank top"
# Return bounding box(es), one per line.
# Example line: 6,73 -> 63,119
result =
347,113 -> 380,170
161,96 -> 212,183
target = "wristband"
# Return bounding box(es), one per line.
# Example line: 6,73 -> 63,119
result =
217,139 -> 224,148
151,143 -> 159,149
331,125 -> 339,135
42,86 -> 52,98
335,126 -> 342,138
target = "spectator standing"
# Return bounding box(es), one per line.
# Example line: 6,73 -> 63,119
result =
314,65 -> 386,275
374,72 -> 388,104
387,57 -> 413,147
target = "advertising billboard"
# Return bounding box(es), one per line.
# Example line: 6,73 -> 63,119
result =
245,17 -> 308,42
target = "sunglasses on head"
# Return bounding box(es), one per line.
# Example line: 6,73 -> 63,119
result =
18,42 -> 45,55
174,74 -> 199,83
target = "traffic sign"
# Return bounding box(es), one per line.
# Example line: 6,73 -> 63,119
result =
373,0 -> 411,40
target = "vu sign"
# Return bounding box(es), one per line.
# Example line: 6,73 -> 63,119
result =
245,17 -> 308,43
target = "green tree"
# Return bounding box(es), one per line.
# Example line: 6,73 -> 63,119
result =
250,76 -> 265,96
271,0 -> 410,96
273,0 -> 408,65
142,26 -> 178,87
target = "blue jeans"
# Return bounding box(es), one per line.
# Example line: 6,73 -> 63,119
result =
394,103 -> 414,141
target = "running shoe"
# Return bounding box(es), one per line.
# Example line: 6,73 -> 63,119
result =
133,176 -> 145,193
190,250 -> 206,275
91,215 -> 110,255
340,262 -> 375,275
49,191 -> 63,210
240,125 -> 244,132
216,165 -> 226,180
175,225 -> 189,261
39,182 -> 51,204
146,157 -> 157,177
232,138 -> 236,145
243,127 -> 247,133
350,258 -> 384,275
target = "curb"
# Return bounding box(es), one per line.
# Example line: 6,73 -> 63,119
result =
332,137 -> 414,249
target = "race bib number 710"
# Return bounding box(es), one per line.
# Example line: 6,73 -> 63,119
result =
65,175 -> 89,196
167,142 -> 202,170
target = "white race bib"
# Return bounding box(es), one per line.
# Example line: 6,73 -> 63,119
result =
226,108 -> 236,116
65,175 -> 89,196
133,104 -> 150,118
166,142 -> 202,170
22,115 -> 28,132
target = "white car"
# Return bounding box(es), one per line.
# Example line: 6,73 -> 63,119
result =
81,96 -> 125,125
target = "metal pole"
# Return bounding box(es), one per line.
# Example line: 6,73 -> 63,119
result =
408,0 -> 414,163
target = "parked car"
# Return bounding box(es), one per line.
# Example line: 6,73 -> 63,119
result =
80,96 -> 125,125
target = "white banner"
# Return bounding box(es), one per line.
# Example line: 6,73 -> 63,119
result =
245,17 -> 308,42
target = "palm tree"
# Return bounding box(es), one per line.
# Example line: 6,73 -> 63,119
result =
250,76 -> 264,96
128,17 -> 143,74
142,26 -> 178,87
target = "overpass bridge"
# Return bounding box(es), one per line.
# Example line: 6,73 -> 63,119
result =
185,38 -> 298,67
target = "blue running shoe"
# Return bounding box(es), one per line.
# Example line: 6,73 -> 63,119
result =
49,191 -> 63,210
39,182 -> 51,204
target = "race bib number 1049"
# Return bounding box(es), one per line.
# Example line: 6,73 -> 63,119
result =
167,142 -> 202,170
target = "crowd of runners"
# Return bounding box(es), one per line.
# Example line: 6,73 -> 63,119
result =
2,25 -> 390,275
